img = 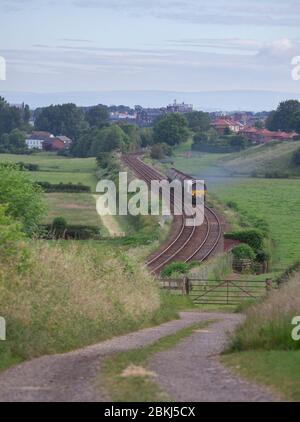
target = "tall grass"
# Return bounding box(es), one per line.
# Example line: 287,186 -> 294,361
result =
229,272 -> 300,351
0,241 -> 180,370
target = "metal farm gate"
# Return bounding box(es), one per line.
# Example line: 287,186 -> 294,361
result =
160,277 -> 273,305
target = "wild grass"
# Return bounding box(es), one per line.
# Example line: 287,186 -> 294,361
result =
0,241 -> 187,372
228,272 -> 300,351
44,193 -> 102,227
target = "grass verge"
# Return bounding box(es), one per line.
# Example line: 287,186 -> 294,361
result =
101,320 -> 213,402
221,351 -> 300,401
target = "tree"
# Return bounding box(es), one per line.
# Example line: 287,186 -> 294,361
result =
0,129 -> 27,154
85,105 -> 109,128
0,165 -> 46,236
89,125 -> 129,156
35,103 -> 87,140
0,97 -> 27,136
140,127 -> 154,147
255,120 -> 264,129
153,113 -> 189,146
150,143 -> 172,159
118,123 -> 141,151
185,111 -> 211,132
266,100 -> 300,131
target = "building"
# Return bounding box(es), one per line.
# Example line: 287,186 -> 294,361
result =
56,135 -> 73,149
166,100 -> 193,114
43,138 -> 65,151
25,131 -> 54,150
211,118 -> 244,134
25,131 -> 71,151
241,127 -> 298,143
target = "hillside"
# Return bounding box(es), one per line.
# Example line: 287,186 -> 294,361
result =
219,141 -> 300,177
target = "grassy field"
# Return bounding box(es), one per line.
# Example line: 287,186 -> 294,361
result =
44,193 -> 101,227
0,153 -> 97,173
213,179 -> 300,269
219,141 -> 300,177
28,171 -> 97,190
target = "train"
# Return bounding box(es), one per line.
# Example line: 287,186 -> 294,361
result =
166,168 -> 207,205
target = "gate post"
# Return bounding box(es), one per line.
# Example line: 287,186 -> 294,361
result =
266,278 -> 273,293
183,277 -> 190,295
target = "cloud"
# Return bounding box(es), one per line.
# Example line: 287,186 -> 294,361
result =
73,0 -> 300,27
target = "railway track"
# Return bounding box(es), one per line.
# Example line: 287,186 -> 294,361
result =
122,154 -> 222,274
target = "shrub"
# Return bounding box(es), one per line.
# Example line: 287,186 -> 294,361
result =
52,217 -> 67,238
225,228 -> 264,252
232,244 -> 256,260
161,262 -> 190,278
0,164 -> 46,236
38,182 -> 91,193
0,205 -> 28,276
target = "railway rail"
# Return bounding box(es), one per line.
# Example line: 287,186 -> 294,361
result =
122,154 -> 222,274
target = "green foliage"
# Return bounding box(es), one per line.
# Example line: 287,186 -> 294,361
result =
225,228 -> 264,252
193,131 -> 250,153
37,181 -> 91,193
153,113 -> 189,146
35,103 -> 88,140
16,162 -> 39,171
85,104 -> 109,128
140,127 -> 154,147
0,164 -> 46,236
52,216 -> 67,234
0,129 -> 27,154
266,100 -> 300,132
0,97 -> 30,137
0,205 -> 28,273
232,244 -> 256,260
150,143 -> 172,159
185,111 -> 211,132
161,262 -> 190,278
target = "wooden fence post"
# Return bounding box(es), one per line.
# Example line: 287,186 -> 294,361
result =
265,278 -> 273,293
183,277 -> 190,295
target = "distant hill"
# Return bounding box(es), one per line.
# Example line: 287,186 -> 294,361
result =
219,141 -> 300,177
2,90 -> 300,111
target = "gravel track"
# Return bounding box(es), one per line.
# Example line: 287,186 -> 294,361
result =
0,311 -> 276,402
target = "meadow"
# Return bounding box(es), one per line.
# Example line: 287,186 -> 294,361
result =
212,179 -> 300,269
0,153 -> 100,227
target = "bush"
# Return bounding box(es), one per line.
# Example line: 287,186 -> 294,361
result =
232,244 -> 256,260
37,182 -> 91,193
161,262 -> 190,278
225,228 -> 264,252
0,164 -> 46,236
52,217 -> 67,237
0,205 -> 28,275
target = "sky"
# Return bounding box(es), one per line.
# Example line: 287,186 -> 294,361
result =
0,0 -> 300,108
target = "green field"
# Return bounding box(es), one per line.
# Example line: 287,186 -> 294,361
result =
44,193 -> 101,227
28,171 -> 97,190
219,141 -> 300,177
0,153 -> 97,173
213,179 -> 300,269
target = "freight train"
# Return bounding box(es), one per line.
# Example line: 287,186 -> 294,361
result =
166,168 -> 207,205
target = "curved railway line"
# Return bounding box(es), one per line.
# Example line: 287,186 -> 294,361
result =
122,154 -> 223,274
